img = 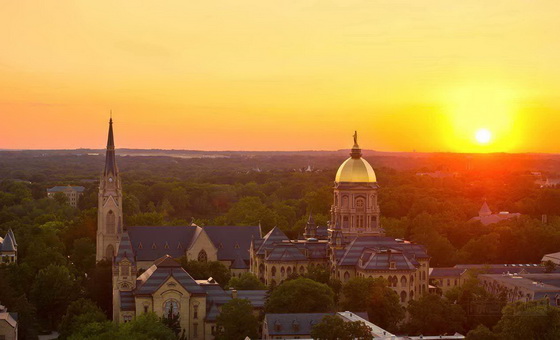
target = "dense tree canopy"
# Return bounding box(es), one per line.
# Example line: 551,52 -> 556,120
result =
266,277 -> 335,313
405,293 -> 466,335
227,272 -> 266,290
310,315 -> 373,340
340,277 -> 404,332
215,299 -> 259,340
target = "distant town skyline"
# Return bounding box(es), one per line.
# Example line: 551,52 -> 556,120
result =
2,1 -> 560,153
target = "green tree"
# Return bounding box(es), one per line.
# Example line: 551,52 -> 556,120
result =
406,293 -> 466,335
311,315 -> 373,340
215,299 -> 259,340
465,324 -> 498,340
69,312 -> 175,340
31,264 -> 77,330
59,298 -> 107,339
71,237 -> 96,273
340,277 -> 403,331
228,272 -> 266,290
179,259 -> 231,288
266,277 -> 334,313
494,300 -> 560,340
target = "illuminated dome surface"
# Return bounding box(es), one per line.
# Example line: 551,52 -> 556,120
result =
335,156 -> 377,183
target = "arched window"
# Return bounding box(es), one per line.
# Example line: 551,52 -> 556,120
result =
106,210 -> 116,234
400,291 -> 407,303
271,266 -> 277,277
401,276 -> 407,287
106,244 -> 114,260
198,249 -> 208,262
342,196 -> 349,208
344,271 -> 350,281
355,198 -> 365,210
410,275 -> 414,285
259,264 -> 265,275
163,299 -> 180,317
410,290 -> 414,300
300,266 -> 305,274
287,267 -> 292,276
281,266 -> 285,277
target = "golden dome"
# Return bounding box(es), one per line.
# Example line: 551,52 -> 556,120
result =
335,131 -> 377,183
335,157 -> 377,183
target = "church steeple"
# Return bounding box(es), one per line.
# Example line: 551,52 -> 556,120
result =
97,116 -> 124,262
104,118 -> 118,176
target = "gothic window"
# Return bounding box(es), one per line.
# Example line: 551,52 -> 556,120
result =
163,299 -> 179,317
177,242 -> 182,249
235,243 -> 240,249
105,244 -> 114,260
342,195 -> 349,208
198,249 -> 208,262
106,210 -> 116,234
152,243 -> 157,249
299,266 -> 305,274
344,271 -> 350,281
138,242 -> 143,249
401,276 -> 407,287
400,291 -> 407,303
281,266 -> 285,277
193,304 -> 199,319
271,266 -> 277,277
410,290 -> 414,300
287,267 -> 292,276
164,242 -> 170,249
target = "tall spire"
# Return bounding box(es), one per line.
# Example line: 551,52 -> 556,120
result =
350,130 -> 362,159
104,117 -> 118,176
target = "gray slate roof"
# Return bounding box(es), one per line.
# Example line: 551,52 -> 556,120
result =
47,185 -> 85,192
338,237 -> 428,270
266,243 -> 307,262
135,255 -> 205,295
202,283 -> 267,321
203,225 -> 260,262
115,232 -> 134,263
265,313 -> 331,336
128,226 -> 198,261
0,230 -> 16,252
256,227 -> 289,255
120,291 -> 135,311
430,267 -> 467,278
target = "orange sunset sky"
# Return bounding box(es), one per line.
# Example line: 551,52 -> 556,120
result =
1,1 -> 560,152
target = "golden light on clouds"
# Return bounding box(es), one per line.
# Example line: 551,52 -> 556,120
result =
0,1 -> 559,152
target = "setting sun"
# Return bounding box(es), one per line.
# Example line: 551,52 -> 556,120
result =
475,129 -> 492,144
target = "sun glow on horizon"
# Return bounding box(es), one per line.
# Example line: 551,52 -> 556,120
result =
475,128 -> 492,144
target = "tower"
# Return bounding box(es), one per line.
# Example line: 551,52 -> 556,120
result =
96,118 -> 124,262
303,213 -> 317,239
329,131 -> 383,241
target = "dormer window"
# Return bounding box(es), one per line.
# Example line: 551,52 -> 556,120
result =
138,242 -> 143,249
274,321 -> 282,332
390,261 -> 396,269
234,243 -> 240,249
177,242 -> 182,249
152,243 -> 157,249
164,242 -> 170,249
219,242 -> 224,249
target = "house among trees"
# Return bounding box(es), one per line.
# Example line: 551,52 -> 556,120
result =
47,185 -> 85,207
0,229 -> 17,264
469,201 -> 521,226
0,303 -> 17,340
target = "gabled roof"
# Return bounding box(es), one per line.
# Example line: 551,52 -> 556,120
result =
337,237 -> 428,268
231,251 -> 249,269
256,227 -> 289,255
430,267 -> 467,278
0,231 -> 16,252
266,243 -> 307,262
358,249 -> 416,271
135,255 -> 205,295
202,226 -> 261,262
115,232 -> 134,263
128,226 -> 198,261
265,313 -> 331,336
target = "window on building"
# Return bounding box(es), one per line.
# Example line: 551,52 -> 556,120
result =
198,249 -> 208,262
193,304 -> 198,319
143,305 -> 149,314
271,266 -> 277,277
193,323 -> 198,338
390,262 -> 396,269
401,276 -> 407,287
447,279 -> 450,286
120,262 -> 131,277
344,271 -> 350,281
281,266 -> 285,277
357,215 -> 364,228
211,326 -> 216,335
163,299 -> 180,317
400,291 -> 407,303
106,210 -> 116,234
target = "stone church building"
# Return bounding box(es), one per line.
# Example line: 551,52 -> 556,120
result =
96,120 -> 430,337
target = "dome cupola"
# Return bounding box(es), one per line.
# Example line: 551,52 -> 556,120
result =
335,131 -> 376,183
